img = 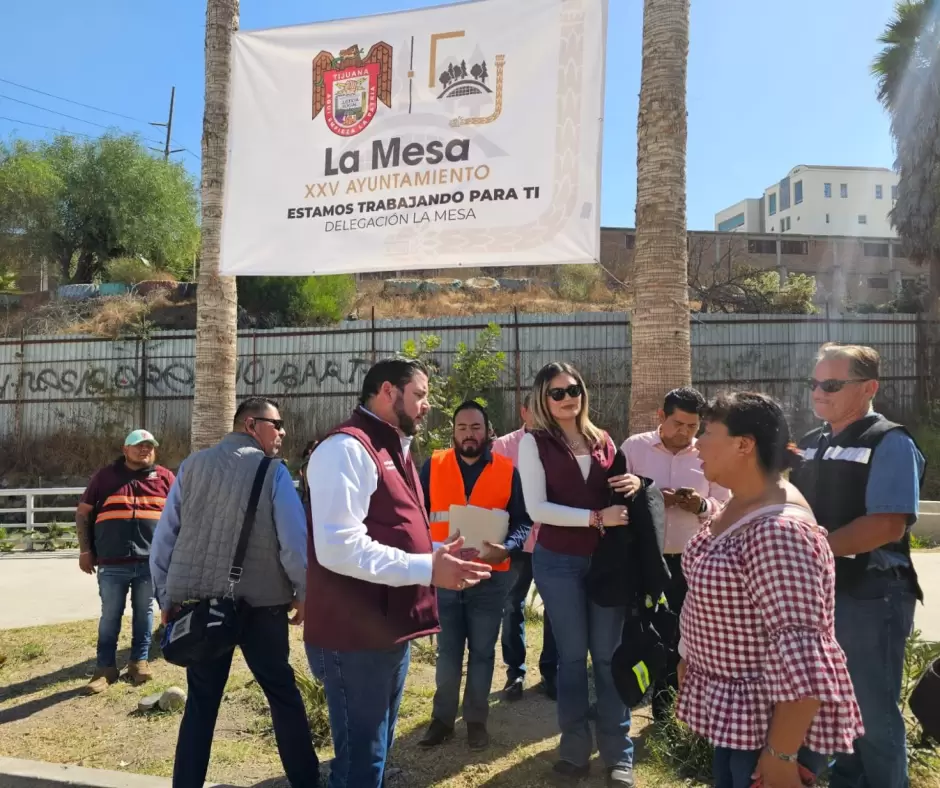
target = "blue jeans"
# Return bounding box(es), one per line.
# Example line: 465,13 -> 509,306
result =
307,642 -> 410,788
96,561 -> 154,667
713,747 -> 827,788
174,604 -> 319,788
830,573 -> 916,788
501,551 -> 558,683
533,544 -> 632,769
433,570 -> 513,727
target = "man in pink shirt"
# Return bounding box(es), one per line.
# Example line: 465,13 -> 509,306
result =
621,387 -> 729,721
492,394 -> 558,701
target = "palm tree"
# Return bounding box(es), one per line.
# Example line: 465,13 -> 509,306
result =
873,0 -> 940,396
629,0 -> 692,432
192,0 -> 239,451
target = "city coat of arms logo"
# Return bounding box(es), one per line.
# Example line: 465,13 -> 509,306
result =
312,42 -> 393,137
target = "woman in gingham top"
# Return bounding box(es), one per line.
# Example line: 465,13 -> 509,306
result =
676,392 -> 863,788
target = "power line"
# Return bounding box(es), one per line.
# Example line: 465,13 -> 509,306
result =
0,115 -> 94,138
0,76 -> 200,161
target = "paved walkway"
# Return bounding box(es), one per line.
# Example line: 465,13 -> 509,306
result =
1,550 -> 939,640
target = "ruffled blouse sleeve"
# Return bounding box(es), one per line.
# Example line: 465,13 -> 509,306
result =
738,517 -> 858,705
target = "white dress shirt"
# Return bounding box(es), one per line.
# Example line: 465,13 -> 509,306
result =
307,421 -> 434,588
517,432 -> 593,527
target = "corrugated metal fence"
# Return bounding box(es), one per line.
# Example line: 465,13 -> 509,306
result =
0,312 -> 932,443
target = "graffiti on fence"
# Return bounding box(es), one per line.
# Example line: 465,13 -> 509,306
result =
0,356 -> 373,399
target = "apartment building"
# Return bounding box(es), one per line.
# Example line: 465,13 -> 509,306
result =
715,165 -> 899,238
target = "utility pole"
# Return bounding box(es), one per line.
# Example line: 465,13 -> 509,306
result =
150,86 -> 185,161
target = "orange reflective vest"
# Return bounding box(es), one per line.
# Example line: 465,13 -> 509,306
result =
428,448 -> 514,572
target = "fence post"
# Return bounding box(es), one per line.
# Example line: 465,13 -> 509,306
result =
371,306 -> 377,363
25,492 -> 34,552
139,337 -> 148,430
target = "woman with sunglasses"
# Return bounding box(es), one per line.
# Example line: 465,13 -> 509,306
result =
517,361 -> 638,786
676,392 -> 863,788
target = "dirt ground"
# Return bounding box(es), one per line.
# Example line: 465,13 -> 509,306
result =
0,618 -> 694,788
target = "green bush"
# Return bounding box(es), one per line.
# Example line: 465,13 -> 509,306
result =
104,256 -> 154,286
293,670 -> 332,747
237,275 -> 357,326
903,630 -> 940,778
557,264 -> 602,302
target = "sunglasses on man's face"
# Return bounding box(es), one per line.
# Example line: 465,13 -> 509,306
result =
808,378 -> 870,394
252,417 -> 285,431
548,384 -> 583,402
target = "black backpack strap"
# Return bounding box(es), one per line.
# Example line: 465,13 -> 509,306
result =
227,456 -> 274,592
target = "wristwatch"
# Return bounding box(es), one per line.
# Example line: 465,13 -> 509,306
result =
764,744 -> 799,762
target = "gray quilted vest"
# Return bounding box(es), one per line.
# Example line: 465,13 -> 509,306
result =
165,432 -> 294,608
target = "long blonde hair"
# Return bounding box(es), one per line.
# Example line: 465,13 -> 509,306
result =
528,362 -> 604,447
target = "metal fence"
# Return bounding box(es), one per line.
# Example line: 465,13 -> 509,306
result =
0,312 -> 933,445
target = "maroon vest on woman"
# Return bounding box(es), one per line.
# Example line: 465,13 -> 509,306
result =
532,429 -> 616,556
304,408 -> 440,651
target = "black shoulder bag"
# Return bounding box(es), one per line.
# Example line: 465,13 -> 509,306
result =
161,456 -> 273,667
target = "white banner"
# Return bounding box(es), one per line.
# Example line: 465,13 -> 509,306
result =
221,0 -> 607,276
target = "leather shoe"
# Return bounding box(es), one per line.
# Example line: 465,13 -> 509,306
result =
418,718 -> 453,748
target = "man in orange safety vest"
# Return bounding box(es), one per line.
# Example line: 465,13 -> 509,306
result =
418,400 -> 532,751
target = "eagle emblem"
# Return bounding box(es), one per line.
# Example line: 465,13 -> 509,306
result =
312,43 -> 393,137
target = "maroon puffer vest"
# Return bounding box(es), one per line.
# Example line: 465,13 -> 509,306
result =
532,429 -> 615,556
304,408 -> 440,651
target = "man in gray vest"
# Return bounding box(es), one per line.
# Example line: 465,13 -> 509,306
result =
151,397 -> 319,788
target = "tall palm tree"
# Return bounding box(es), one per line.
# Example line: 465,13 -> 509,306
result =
629,0 -> 692,432
873,0 -> 940,397
192,0 -> 239,451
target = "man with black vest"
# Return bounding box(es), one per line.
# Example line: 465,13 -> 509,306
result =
790,343 -> 925,788
305,358 -> 492,788
76,429 -> 175,694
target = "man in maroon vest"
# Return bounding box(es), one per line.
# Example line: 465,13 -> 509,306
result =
305,358 -> 491,788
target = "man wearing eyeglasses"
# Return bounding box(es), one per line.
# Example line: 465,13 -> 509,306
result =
151,397 -> 319,788
790,343 -> 925,788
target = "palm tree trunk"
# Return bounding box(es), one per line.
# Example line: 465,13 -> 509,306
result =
192,0 -> 239,451
630,0 -> 691,433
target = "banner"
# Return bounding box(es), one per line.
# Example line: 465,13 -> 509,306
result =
221,0 -> 607,276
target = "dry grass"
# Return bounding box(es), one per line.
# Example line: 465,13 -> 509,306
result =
0,618 -> 692,788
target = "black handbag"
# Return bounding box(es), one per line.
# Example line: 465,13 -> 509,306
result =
910,656 -> 940,743
161,456 -> 273,667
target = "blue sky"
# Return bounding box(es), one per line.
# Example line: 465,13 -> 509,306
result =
0,0 -> 898,231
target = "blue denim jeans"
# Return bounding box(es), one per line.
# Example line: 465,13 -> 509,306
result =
501,551 -> 558,683
307,642 -> 410,788
96,561 -> 154,667
713,747 -> 827,788
830,573 -> 916,788
433,570 -> 513,727
532,544 -> 632,769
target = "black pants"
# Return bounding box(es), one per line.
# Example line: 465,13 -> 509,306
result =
652,554 -> 688,718
173,603 -> 320,788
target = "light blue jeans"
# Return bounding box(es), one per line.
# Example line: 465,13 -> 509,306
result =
533,543 -> 632,769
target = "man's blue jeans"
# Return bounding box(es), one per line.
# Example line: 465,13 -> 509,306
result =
433,570 -> 513,727
533,544 -> 632,769
96,561 -> 154,667
306,642 -> 410,788
830,573 -> 916,788
501,551 -> 558,684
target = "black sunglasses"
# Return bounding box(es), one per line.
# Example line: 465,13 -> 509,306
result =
252,417 -> 285,431
808,378 -> 871,393
548,384 -> 583,402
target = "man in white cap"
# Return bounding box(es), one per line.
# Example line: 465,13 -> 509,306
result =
75,428 -> 175,693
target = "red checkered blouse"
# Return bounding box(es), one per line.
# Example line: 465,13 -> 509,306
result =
675,504 -> 864,753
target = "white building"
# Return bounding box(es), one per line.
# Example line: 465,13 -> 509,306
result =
715,166 -> 899,237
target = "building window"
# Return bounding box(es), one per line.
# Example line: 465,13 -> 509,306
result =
783,216 -> 791,231
781,240 -> 808,255
824,182 -> 831,198
795,180 -> 803,204
825,213 -> 830,224
858,214 -> 867,225
840,183 -> 848,198
867,277 -> 889,289
892,242 -> 904,258
891,184 -> 899,201
863,242 -> 890,258
875,185 -> 883,199
717,213 -> 745,232
624,234 -> 635,250
780,177 -> 791,210
748,239 -> 777,255
768,193 -> 777,215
